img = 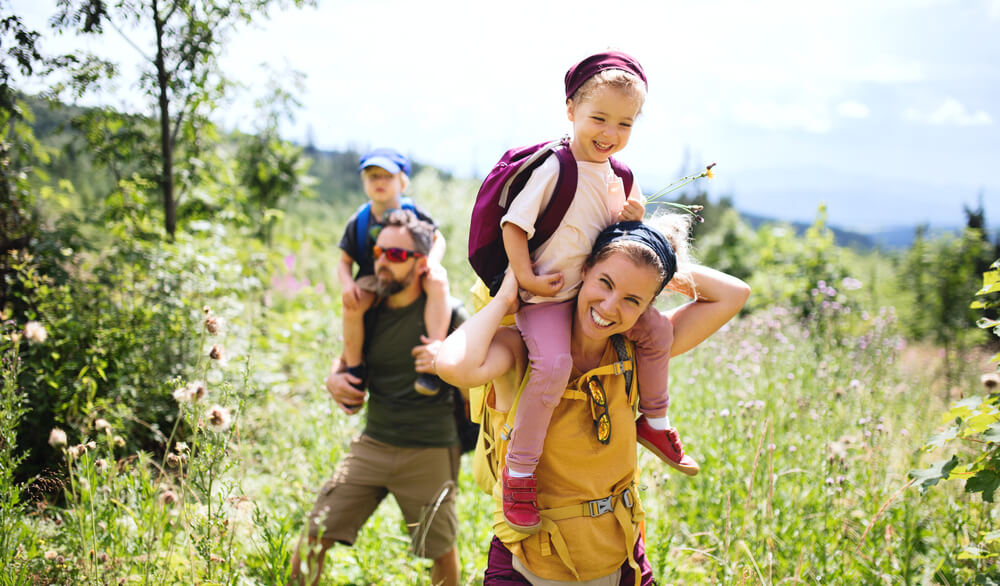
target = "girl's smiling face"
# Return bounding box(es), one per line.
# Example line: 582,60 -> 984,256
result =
575,252 -> 659,341
566,85 -> 641,164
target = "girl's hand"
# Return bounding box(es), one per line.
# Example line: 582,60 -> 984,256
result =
520,270 -> 564,298
619,198 -> 645,222
341,280 -> 361,311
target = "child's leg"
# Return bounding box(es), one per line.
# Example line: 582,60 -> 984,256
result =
628,305 -> 699,475
414,264 -> 450,396
421,263 -> 450,341
506,301 -> 574,476
343,279 -> 377,369
626,305 -> 673,418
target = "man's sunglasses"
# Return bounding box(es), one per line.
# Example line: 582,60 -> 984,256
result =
373,245 -> 425,263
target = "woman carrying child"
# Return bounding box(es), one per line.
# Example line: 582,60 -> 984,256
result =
437,217 -> 750,584
495,50 -> 699,533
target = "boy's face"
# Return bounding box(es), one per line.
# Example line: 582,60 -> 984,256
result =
361,166 -> 405,206
566,85 -> 641,164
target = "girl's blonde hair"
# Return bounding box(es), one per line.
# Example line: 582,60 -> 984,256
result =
568,68 -> 647,114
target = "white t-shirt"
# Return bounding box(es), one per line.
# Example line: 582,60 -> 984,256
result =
500,155 -> 643,304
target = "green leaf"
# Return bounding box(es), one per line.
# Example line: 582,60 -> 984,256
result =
966,469 -> 1000,502
909,455 -> 960,492
979,317 -> 1000,329
983,423 -> 1000,443
983,529 -> 1000,543
925,426 -> 959,449
957,546 -> 995,560
944,397 -> 983,422
963,410 -> 1000,436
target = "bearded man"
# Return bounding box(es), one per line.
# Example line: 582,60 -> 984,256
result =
290,210 -> 467,586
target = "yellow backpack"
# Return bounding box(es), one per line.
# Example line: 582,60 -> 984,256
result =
468,333 -> 637,495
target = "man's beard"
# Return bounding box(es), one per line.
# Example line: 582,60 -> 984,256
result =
375,264 -> 417,297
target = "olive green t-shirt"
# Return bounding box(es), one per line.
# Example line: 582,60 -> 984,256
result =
362,295 -> 467,448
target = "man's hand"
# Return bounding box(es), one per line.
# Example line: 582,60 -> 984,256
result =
326,370 -> 366,414
412,335 -> 442,374
619,198 -> 645,222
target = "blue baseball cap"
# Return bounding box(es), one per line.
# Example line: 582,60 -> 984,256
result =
359,147 -> 411,176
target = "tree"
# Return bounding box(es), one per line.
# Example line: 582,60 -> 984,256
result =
51,0 -> 314,238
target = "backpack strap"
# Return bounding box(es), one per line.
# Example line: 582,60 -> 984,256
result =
528,138 -> 578,251
354,196 -> 417,267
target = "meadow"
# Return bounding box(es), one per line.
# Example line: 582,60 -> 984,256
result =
2,166 -> 997,586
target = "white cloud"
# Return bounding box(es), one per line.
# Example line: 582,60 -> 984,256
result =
837,100 -> 870,119
732,101 -> 832,133
904,98 -> 993,126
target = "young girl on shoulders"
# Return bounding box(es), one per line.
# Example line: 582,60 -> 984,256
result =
494,51 -> 698,532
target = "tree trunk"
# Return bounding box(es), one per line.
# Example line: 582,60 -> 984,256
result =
152,0 -> 175,239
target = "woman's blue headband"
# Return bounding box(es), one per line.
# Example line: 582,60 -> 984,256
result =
592,221 -> 677,294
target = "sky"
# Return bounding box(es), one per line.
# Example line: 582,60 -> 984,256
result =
12,0 -> 1000,231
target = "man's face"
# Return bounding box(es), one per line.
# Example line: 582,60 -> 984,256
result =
373,225 -> 423,297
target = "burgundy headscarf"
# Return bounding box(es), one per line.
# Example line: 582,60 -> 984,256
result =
564,51 -> 648,100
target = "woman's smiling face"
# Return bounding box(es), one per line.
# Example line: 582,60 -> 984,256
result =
575,252 -> 660,341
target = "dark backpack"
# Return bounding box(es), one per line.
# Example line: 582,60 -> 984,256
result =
468,137 -> 634,295
353,197 -> 418,268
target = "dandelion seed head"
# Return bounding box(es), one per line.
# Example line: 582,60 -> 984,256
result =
44,550 -> 58,561
204,315 -> 221,335
209,344 -> 223,361
175,442 -> 189,453
113,435 -> 126,447
207,405 -> 232,432
166,453 -> 181,469
94,419 -> 111,433
48,428 -> 67,448
24,321 -> 48,343
67,444 -> 84,458
159,490 -> 178,506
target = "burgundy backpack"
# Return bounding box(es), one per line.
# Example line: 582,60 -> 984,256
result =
468,137 -> 634,295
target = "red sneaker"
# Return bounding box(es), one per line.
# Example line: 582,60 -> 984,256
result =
502,467 -> 542,533
636,416 -> 700,476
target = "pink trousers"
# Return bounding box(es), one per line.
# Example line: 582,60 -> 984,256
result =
506,300 -> 673,474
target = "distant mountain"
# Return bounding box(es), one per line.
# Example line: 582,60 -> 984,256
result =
738,211 -> 877,249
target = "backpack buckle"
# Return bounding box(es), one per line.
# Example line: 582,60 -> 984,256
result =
621,488 -> 633,509
587,495 -> 615,517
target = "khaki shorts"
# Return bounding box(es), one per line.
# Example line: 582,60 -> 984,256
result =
307,434 -> 460,559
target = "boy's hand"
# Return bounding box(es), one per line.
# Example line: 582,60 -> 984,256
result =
619,198 -> 645,222
342,280 -> 362,311
519,270 -> 564,298
421,262 -> 449,297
